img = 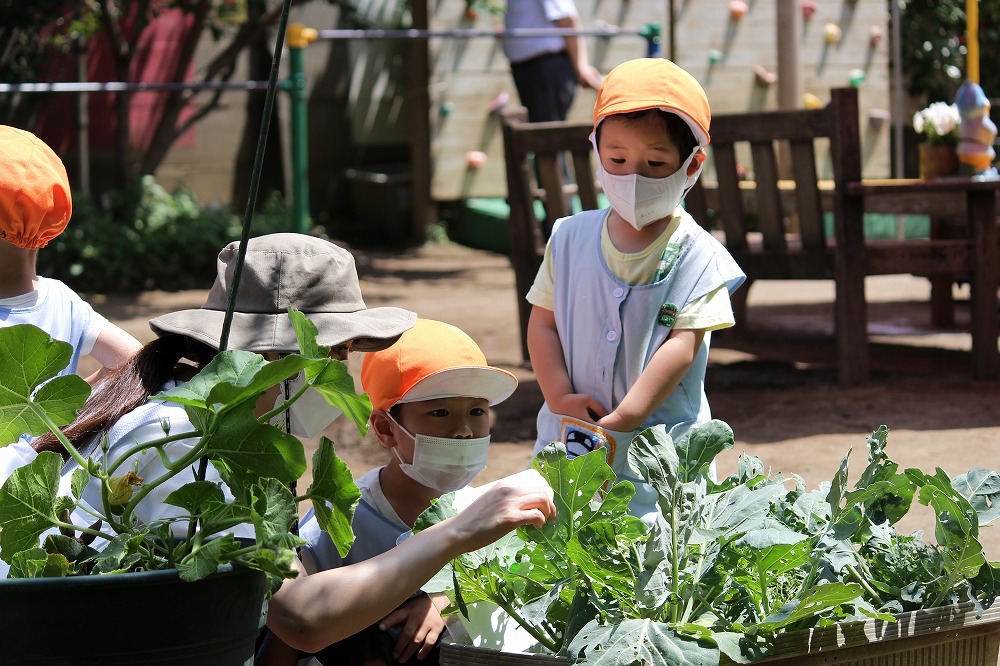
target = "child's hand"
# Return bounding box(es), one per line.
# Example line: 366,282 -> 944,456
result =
379,594 -> 446,662
550,393 -> 608,423
596,410 -> 636,433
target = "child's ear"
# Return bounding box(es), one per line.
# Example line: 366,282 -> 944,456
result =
686,149 -> 706,177
370,411 -> 399,449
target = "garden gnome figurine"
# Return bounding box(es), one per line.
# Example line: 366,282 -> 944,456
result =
954,80 -> 998,176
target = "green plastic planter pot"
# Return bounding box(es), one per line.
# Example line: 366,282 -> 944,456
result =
0,566 -> 268,665
441,601 -> 1000,666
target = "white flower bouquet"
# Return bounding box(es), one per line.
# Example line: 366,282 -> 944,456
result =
912,101 -> 960,146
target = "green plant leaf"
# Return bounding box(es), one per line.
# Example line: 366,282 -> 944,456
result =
757,582 -> 864,630
952,468 -> 1000,526
0,451 -> 63,561
568,618 -> 719,666
201,404 -> 306,492
250,478 -> 299,547
306,437 -> 360,558
176,535 -> 231,582
307,359 -> 372,436
676,420 -> 735,483
288,308 -> 326,359
163,480 -> 227,513
0,324 -> 90,443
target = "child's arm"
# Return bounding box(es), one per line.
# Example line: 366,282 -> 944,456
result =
527,305 -> 609,422
83,323 -> 142,386
266,471 -> 556,652
379,593 -> 448,662
596,328 -> 705,433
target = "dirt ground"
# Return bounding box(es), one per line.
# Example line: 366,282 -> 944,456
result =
84,240 -> 1000,559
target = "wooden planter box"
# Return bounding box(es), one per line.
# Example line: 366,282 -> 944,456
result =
441,601 -> 1000,666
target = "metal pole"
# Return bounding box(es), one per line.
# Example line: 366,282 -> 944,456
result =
75,37 -> 91,197
286,24 -> 318,235
891,0 -> 904,177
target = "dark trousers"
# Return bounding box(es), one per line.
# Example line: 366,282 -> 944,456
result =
510,50 -> 577,123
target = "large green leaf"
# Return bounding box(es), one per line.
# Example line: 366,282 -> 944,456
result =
0,451 -> 63,560
201,402 -> 306,490
306,360 -> 372,436
306,437 -> 360,558
0,324 -> 90,443
952,468 -> 1000,526
757,582 -> 864,631
568,618 -> 718,666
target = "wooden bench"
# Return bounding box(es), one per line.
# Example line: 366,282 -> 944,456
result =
500,108 -> 599,362
501,87 -> 999,384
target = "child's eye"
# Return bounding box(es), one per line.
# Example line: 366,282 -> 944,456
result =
470,408 -> 487,417
648,161 -> 666,168
428,409 -> 449,417
610,158 -> 626,164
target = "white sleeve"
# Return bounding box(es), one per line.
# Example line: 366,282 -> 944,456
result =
542,0 -> 578,21
78,307 -> 109,356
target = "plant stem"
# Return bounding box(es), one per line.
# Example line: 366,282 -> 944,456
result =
490,590 -> 561,653
844,563 -> 884,606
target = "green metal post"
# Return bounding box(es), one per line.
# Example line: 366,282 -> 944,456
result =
287,24 -> 317,233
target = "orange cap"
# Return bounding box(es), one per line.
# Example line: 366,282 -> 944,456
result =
0,125 -> 72,249
593,58 -> 711,146
361,319 -> 517,412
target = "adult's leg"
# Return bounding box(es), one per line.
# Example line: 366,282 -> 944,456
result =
511,52 -> 577,122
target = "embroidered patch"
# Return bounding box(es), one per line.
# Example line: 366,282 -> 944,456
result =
652,242 -> 683,283
657,303 -> 678,327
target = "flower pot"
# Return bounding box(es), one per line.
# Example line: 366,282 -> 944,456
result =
441,601 -> 1000,666
918,143 -> 960,180
0,566 -> 268,665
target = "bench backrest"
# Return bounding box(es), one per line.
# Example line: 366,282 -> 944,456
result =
501,110 -> 598,360
686,87 -> 861,277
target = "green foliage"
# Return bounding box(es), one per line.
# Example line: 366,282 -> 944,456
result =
37,175 -> 292,294
0,312 -> 366,586
419,422 -> 1000,665
899,0 -> 1000,103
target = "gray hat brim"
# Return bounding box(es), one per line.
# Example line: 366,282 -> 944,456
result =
150,306 -> 416,353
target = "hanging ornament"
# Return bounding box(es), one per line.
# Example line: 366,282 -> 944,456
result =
868,109 -> 890,130
466,151 -> 488,168
824,23 -> 842,45
849,69 -> 866,87
728,1 -> 749,20
708,49 -> 723,65
801,0 -> 818,20
754,65 -> 777,86
869,25 -> 884,47
488,91 -> 510,115
803,92 -> 823,109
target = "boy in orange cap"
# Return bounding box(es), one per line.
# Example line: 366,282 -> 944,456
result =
526,58 -> 746,522
279,318 -> 518,665
0,125 -> 140,385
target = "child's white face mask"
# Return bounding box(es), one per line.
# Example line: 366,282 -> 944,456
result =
593,137 -> 702,230
387,414 -> 490,493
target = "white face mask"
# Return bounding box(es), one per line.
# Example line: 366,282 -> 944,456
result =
271,374 -> 344,439
387,415 -> 490,493
595,144 -> 702,230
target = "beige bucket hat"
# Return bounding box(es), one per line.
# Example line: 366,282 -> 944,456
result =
150,233 -> 416,353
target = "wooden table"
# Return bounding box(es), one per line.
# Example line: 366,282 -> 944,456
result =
846,175 -> 1000,379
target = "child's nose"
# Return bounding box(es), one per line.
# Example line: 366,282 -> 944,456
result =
452,420 -> 475,438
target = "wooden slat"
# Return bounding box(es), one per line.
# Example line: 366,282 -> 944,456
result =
713,144 -> 748,251
788,138 -> 825,249
749,139 -> 786,251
